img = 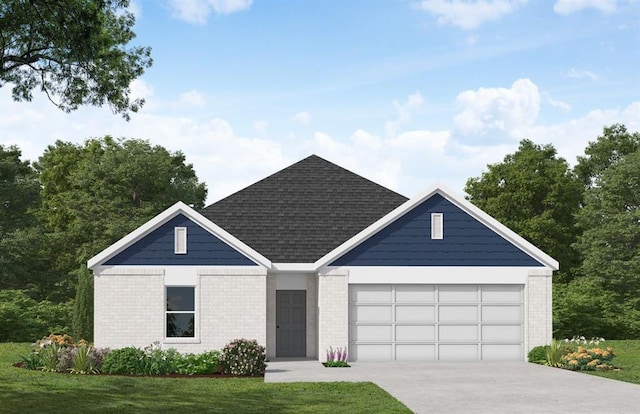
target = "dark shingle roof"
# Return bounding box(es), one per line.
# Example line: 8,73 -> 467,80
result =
200,155 -> 408,263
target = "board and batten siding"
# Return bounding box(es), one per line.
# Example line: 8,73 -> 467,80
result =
331,194 -> 544,267
104,214 -> 257,266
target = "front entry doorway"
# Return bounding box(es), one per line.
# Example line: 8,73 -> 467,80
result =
276,290 -> 306,357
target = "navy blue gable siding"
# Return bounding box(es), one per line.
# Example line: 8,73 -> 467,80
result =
104,214 -> 257,266
330,194 -> 543,267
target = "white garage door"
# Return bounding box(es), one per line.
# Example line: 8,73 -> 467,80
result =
349,284 -> 523,361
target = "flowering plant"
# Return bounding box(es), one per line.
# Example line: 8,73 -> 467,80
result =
21,335 -> 109,374
561,346 -> 615,371
324,346 -> 349,367
219,338 -> 266,376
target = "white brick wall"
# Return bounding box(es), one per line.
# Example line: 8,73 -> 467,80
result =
94,266 -> 267,354
94,268 -> 165,349
525,269 -> 553,354
317,270 -> 348,362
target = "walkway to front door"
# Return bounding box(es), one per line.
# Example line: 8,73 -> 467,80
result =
276,290 -> 306,357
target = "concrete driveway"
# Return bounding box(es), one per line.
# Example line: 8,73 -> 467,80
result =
265,359 -> 640,413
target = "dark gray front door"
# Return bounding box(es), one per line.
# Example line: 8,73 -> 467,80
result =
276,290 -> 306,357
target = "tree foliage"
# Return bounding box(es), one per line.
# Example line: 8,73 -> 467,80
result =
0,145 -> 40,238
575,123 -> 640,188
0,0 -> 152,119
569,149 -> 640,338
36,136 -> 208,272
72,266 -> 93,341
464,139 -> 583,281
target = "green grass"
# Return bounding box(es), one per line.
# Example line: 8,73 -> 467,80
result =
0,343 -> 411,413
583,340 -> 640,385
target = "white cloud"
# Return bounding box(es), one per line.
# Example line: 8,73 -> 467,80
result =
413,0 -> 528,30
176,90 -> 206,107
291,111 -> 311,125
547,97 -> 572,112
565,68 -> 600,80
385,92 -> 424,136
128,1 -> 142,19
254,120 -> 268,133
454,78 -> 540,140
554,0 -> 617,15
168,0 -> 252,24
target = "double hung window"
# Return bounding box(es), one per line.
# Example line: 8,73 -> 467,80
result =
166,287 -> 195,337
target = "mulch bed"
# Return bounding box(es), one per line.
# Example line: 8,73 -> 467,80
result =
12,362 -> 263,378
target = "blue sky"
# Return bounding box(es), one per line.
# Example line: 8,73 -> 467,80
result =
2,0 -> 639,203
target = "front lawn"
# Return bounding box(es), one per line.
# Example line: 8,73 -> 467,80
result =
0,343 -> 411,413
584,340 -> 640,385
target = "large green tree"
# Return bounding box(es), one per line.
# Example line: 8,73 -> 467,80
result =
37,136 -> 208,273
569,149 -> 640,338
575,123 -> 640,188
0,145 -> 40,238
0,146 -> 63,300
0,0 -> 152,119
464,139 -> 583,282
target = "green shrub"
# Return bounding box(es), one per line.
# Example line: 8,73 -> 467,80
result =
220,338 -> 266,376
527,345 -> 549,364
102,346 -> 146,375
176,350 -> 221,375
0,290 -> 72,342
142,342 -> 180,375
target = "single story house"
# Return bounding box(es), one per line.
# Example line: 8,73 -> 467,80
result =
88,155 -> 557,361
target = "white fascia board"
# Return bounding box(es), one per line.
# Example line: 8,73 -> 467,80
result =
271,263 -> 316,273
87,201 -> 272,270
314,183 -> 559,271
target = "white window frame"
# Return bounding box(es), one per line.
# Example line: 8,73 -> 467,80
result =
174,227 -> 187,254
431,213 -> 444,240
165,285 -> 196,339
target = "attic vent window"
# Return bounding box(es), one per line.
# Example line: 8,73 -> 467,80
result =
431,213 -> 443,240
174,227 -> 187,254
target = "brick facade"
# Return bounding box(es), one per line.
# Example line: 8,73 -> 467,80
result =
94,266 -> 266,354
525,269 -> 553,353
317,270 -> 349,362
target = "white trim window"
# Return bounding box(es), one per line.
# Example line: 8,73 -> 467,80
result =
431,213 -> 444,240
174,227 -> 187,254
166,286 -> 195,338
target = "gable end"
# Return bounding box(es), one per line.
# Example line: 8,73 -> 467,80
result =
104,214 -> 258,266
330,193 -> 544,267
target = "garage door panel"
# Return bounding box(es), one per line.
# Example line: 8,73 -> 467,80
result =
396,325 -> 435,341
396,305 -> 435,322
350,284 -> 523,361
352,344 -> 392,361
352,285 -> 392,302
482,325 -> 521,342
482,344 -> 522,360
353,325 -> 392,341
439,344 -> 478,360
395,285 -> 435,302
439,285 -> 477,302
396,344 -> 435,361
481,286 -> 522,302
439,325 -> 478,341
439,305 -> 477,322
482,305 -> 522,322
351,305 -> 392,322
